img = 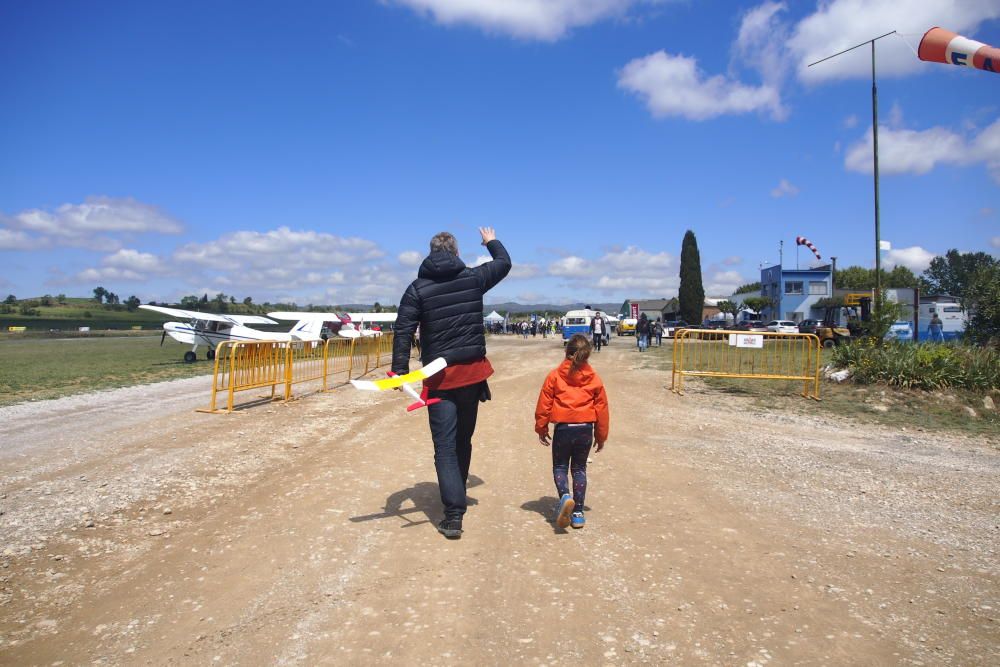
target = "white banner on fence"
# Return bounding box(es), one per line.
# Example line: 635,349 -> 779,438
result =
729,333 -> 764,348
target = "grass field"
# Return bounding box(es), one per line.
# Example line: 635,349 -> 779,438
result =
0,336 -> 213,406
636,340 -> 1000,438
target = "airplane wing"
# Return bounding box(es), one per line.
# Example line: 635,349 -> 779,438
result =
351,357 -> 447,391
267,311 -> 344,321
347,312 -> 398,323
139,304 -> 231,323
226,314 -> 279,325
140,305 -> 276,326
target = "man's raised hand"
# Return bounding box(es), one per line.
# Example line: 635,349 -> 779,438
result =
479,227 -> 496,245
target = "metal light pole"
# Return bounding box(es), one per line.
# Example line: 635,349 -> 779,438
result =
809,30 -> 896,318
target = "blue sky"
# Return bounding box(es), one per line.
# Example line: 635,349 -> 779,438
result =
1,0 -> 997,306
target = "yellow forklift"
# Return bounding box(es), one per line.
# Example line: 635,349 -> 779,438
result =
815,293 -> 872,348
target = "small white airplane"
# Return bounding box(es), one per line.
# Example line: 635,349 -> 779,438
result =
267,311 -> 397,339
140,305 -> 325,362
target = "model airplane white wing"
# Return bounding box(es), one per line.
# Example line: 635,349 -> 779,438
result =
351,357 -> 447,391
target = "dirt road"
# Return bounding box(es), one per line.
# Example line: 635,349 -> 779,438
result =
1,336 -> 997,665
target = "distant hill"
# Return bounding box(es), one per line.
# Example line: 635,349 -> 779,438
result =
485,301 -> 621,314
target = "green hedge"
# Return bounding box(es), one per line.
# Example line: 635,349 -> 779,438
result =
831,341 -> 1000,391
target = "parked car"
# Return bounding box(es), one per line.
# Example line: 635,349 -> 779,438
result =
885,320 -> 914,342
664,320 -> 689,338
618,317 -> 637,336
701,320 -> 727,329
732,320 -> 766,332
766,320 -> 799,334
798,318 -> 821,334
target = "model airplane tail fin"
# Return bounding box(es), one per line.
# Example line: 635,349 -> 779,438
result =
406,385 -> 440,411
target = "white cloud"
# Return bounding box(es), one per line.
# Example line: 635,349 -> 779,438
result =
733,1 -> 790,93
991,236 -> 1000,249
0,228 -> 39,250
103,248 -> 168,274
548,255 -> 592,278
722,256 -> 742,266
173,227 -> 383,269
770,178 -> 800,198
1,196 -> 183,251
618,51 -> 783,121
75,267 -> 145,283
509,263 -> 542,279
398,250 -> 423,267
845,118 -> 1000,182
884,245 -> 937,272
843,114 -> 858,129
548,246 -> 679,295
388,0 -> 643,41
788,0 -> 1000,83
705,270 -> 747,296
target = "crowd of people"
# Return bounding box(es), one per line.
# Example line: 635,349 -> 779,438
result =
486,319 -> 559,338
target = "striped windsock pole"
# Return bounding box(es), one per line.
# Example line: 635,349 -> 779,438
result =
795,236 -> 821,261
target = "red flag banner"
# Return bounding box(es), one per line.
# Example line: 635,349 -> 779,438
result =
918,27 -> 998,74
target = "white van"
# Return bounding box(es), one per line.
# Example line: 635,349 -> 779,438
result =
562,309 -> 610,346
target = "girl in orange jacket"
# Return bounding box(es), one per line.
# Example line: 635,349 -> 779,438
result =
534,334 -> 610,529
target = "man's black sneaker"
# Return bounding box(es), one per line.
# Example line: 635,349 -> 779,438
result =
437,519 -> 463,539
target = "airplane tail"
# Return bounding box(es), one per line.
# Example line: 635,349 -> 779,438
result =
290,319 -> 324,339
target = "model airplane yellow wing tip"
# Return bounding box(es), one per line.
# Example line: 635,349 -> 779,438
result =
350,357 -> 447,392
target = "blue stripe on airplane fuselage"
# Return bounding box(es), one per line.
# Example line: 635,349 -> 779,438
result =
173,326 -> 270,342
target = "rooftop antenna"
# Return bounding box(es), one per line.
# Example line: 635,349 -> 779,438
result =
809,30 -> 896,318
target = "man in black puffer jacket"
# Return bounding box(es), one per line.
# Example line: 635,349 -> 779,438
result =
391,227 -> 511,539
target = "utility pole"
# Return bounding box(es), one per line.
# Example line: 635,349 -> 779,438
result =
809,30 -> 895,321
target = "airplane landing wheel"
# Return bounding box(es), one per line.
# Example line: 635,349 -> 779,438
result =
207,349 -> 216,361
184,351 -> 197,363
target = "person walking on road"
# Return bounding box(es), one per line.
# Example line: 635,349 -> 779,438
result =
589,313 -> 605,352
636,313 -> 650,352
534,334 -> 610,530
929,313 -> 945,342
654,318 -> 663,347
392,227 -> 512,539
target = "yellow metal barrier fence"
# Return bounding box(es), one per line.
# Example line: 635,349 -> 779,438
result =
201,334 -> 397,413
670,329 -> 821,400
326,337 -> 355,387
199,340 -> 284,413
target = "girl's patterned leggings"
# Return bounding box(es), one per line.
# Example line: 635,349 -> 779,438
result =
551,423 -> 593,512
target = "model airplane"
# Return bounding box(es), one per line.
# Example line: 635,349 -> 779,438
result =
140,305 -> 324,362
267,311 -> 397,339
350,357 -> 447,412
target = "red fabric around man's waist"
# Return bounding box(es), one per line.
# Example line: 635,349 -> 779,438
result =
424,357 -> 494,391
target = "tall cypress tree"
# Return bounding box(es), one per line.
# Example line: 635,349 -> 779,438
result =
678,230 -> 705,324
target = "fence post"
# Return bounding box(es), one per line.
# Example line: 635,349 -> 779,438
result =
227,343 -> 238,412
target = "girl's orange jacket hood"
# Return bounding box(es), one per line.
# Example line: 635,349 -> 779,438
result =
534,359 -> 610,443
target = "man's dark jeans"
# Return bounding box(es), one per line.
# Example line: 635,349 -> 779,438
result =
427,382 -> 483,520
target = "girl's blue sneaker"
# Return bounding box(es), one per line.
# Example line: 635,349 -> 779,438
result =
555,493 -> 575,529
570,511 -> 585,529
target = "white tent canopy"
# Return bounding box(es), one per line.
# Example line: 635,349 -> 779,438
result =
484,310 -> 504,322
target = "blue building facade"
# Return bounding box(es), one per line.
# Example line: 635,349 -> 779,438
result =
760,264 -> 832,322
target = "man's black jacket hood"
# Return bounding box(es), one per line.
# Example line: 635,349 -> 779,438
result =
392,239 -> 511,375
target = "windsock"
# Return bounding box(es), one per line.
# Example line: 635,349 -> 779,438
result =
795,236 -> 821,261
918,27 -> 998,73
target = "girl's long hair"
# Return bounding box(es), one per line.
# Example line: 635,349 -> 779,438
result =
565,334 -> 591,372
